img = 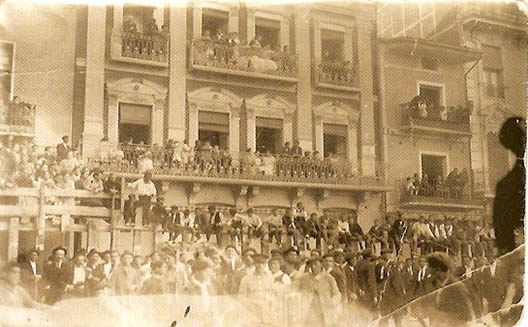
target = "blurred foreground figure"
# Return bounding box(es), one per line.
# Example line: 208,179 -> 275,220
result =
492,117 -> 526,255
0,263 -> 45,308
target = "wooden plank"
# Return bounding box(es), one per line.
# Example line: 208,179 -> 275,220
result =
7,217 -> 19,262
0,206 -> 39,217
43,206 -> 112,218
35,187 -> 45,251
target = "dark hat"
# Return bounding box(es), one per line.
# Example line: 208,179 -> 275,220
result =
381,248 -> 393,255
361,248 -> 372,258
270,249 -> 283,257
225,245 -> 239,253
191,260 -> 209,272
269,256 -> 282,264
52,246 -> 67,256
331,249 -> 345,257
253,254 -> 269,264
170,205 -> 179,210
242,248 -> 257,256
283,247 -> 299,256
427,252 -> 453,273
87,249 -> 99,258
28,248 -> 40,256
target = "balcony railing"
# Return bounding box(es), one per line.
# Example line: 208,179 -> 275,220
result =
0,97 -> 36,135
461,2 -> 526,27
121,31 -> 169,63
313,60 -> 359,89
401,181 -> 482,208
90,143 -> 384,187
190,39 -> 298,79
472,168 -> 489,195
400,102 -> 471,134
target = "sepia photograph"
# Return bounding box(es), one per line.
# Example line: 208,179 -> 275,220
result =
0,0 -> 525,326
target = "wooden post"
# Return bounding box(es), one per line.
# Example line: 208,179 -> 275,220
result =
7,217 -> 20,262
110,193 -> 119,250
35,186 -> 46,251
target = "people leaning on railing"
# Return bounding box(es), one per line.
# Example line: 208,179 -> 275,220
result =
406,96 -> 471,124
192,32 -> 297,75
404,169 -> 469,200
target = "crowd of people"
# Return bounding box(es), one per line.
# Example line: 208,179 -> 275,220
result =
406,95 -> 471,124
121,15 -> 170,62
192,29 -> 297,75
95,139 -> 361,184
405,168 -> 470,199
1,233 -> 523,326
316,50 -> 357,87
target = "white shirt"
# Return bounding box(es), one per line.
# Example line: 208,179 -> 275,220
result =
72,266 -> 86,285
247,214 -> 262,228
30,261 -> 37,275
128,178 -> 157,196
103,263 -> 112,278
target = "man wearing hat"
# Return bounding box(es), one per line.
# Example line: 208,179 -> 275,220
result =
379,257 -> 406,327
151,196 -> 169,230
110,251 -> 137,295
63,251 -> 88,298
206,205 -> 225,245
20,249 -> 41,299
356,249 -> 378,312
42,246 -> 68,304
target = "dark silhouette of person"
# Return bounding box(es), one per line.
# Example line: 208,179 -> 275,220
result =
492,117 -> 526,255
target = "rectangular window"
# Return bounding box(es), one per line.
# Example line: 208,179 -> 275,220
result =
419,84 -> 443,108
323,123 -> 347,159
119,103 -> 152,144
255,17 -> 280,49
321,29 -> 345,62
482,45 -> 502,69
421,57 -> 439,71
0,41 -> 14,107
256,117 -> 282,154
421,154 -> 447,182
202,8 -> 229,37
199,111 -> 229,149
483,69 -> 505,99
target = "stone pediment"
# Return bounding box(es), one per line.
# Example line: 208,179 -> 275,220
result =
245,94 -> 295,118
313,100 -> 360,124
187,87 -> 243,113
106,78 -> 167,102
481,102 -> 517,134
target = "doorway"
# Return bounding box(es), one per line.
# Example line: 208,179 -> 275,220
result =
118,103 -> 152,144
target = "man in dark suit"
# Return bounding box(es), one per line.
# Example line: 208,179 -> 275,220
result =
63,252 -> 88,298
379,259 -> 406,327
356,249 -> 378,312
56,135 -> 70,162
206,205 -> 224,245
20,249 -> 41,299
42,246 -> 68,304
342,253 -> 360,302
164,205 -> 183,242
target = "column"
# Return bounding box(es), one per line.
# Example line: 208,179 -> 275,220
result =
167,5 -> 187,141
247,9 -> 256,42
107,95 -> 119,147
344,26 -> 354,63
314,116 -> 324,156
228,7 -> 239,33
7,218 -> 19,262
192,3 -> 202,39
294,7 -> 313,151
82,6 -> 107,160
357,18 -> 376,176
246,109 -> 256,151
151,103 -> 165,145
313,19 -> 322,62
347,124 -> 359,173
283,113 -> 294,144
188,104 -> 199,146
280,14 -> 290,47
110,4 -> 123,60
230,108 -> 241,156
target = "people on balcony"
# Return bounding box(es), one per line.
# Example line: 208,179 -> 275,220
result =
405,169 -> 468,200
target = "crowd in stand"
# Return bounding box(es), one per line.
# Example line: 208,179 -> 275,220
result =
95,138 -> 358,183
405,168 -> 470,199
192,29 -> 297,75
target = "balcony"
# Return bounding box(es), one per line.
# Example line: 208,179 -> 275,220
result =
89,144 -> 390,192
485,83 -> 505,99
189,39 -> 298,82
400,183 -> 483,210
111,31 -> 169,67
400,102 -> 472,137
313,60 -> 359,91
0,97 -> 36,137
460,2 -> 526,31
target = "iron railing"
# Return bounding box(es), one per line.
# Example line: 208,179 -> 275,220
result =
90,144 -> 384,186
313,60 -> 359,88
121,32 -> 169,63
190,39 -> 298,77
400,102 -> 471,132
0,97 -> 36,134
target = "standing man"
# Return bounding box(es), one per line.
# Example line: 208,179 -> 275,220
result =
207,205 -> 224,245
56,135 -> 71,162
322,253 -> 347,303
128,170 -> 157,226
64,252 -> 88,298
42,246 -> 68,304
20,249 -> 41,299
